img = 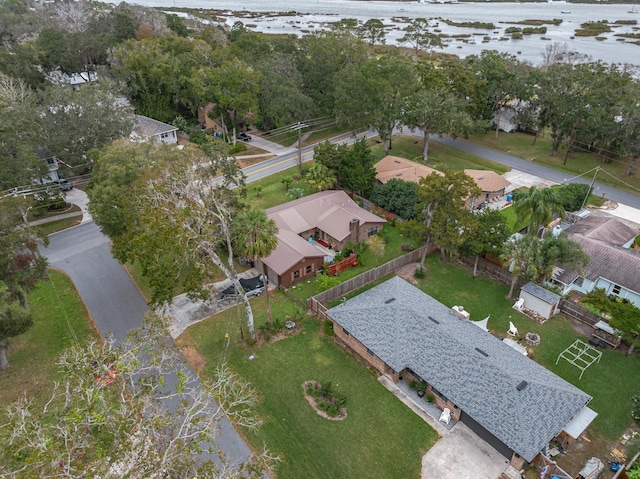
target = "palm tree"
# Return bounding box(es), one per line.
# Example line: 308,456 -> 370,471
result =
513,186 -> 565,236
233,208 -> 279,323
500,235 -> 542,298
538,232 -> 588,284
304,163 -> 336,192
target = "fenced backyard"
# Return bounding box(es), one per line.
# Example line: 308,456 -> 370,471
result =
307,245 -> 432,318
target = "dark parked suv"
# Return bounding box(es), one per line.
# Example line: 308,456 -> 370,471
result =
237,132 -> 251,141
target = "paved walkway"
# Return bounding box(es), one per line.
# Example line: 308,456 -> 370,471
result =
28,188 -> 93,227
379,376 -> 510,479
247,134 -> 296,156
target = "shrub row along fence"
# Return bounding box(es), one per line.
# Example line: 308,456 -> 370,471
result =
307,245 -> 432,319
557,299 -> 600,327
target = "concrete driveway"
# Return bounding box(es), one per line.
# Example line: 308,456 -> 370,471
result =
421,423 -> 510,479
380,377 -> 510,479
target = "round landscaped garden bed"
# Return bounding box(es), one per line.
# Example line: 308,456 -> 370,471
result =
303,380 -> 347,421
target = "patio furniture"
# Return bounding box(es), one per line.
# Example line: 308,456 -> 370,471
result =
439,408 -> 451,425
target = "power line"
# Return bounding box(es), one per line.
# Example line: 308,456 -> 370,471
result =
261,116 -> 336,137
563,165 -> 640,195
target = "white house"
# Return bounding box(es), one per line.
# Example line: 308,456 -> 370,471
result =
552,216 -> 640,308
131,115 -> 179,145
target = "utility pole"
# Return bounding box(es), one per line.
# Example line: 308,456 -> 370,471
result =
297,122 -> 303,175
580,166 -> 601,211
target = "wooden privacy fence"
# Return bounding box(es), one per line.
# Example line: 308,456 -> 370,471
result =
465,256 -> 608,328
458,256 -> 528,292
531,454 -> 572,479
557,299 -> 600,327
307,245 -> 431,313
328,253 -> 358,276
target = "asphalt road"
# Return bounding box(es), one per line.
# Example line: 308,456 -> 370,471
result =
242,131 -> 362,182
43,221 -> 148,342
429,135 -> 640,210
246,128 -> 640,211
41,221 -> 255,469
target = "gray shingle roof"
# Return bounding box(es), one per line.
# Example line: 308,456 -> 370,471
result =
327,276 -> 592,462
520,282 -> 561,305
566,216 -> 637,247
570,235 -> 640,294
133,114 -> 178,138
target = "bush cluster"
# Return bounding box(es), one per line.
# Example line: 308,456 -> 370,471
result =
258,318 -> 284,340
557,183 -> 590,212
306,381 -> 346,418
522,26 -> 547,34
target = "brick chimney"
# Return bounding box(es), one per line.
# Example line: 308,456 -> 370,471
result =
349,218 -> 360,243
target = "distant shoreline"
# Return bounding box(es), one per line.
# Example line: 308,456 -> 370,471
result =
353,0 -> 635,3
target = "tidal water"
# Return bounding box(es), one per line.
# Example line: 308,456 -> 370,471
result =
109,0 -> 640,66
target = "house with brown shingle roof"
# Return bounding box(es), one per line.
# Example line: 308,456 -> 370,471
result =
552,215 -> 640,308
261,190 -> 386,288
374,155 -> 441,184
463,169 -> 511,203
373,156 -> 510,210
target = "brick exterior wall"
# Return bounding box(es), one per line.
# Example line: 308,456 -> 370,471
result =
349,221 -> 385,245
334,323 -> 392,377
276,257 -> 325,289
334,320 -> 460,424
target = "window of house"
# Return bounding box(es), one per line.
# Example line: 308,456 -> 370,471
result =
293,270 -> 300,279
367,226 -> 378,237
612,284 -> 622,295
306,265 -> 313,274
366,348 -> 374,356
573,277 -> 584,288
342,327 -> 350,336
160,132 -> 171,139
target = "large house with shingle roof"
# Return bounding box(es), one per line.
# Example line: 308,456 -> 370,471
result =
261,190 -> 386,288
326,276 -> 595,469
552,215 -> 640,307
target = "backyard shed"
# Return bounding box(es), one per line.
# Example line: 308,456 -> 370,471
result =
518,283 -> 561,320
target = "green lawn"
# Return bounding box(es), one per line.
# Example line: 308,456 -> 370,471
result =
416,255 -> 640,440
468,131 -> 640,195
177,292 -> 438,479
370,135 -> 511,174
0,270 -> 99,412
37,216 -> 82,235
500,204 -> 529,233
244,165 -> 315,210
